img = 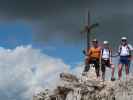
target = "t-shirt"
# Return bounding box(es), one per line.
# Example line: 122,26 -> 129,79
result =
118,44 -> 133,56
87,47 -> 101,59
101,48 -> 110,59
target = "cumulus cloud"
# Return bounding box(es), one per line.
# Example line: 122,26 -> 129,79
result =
0,45 -> 132,100
0,45 -> 70,100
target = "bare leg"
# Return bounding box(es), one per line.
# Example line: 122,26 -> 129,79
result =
118,64 -> 123,80
125,64 -> 129,80
111,64 -> 115,79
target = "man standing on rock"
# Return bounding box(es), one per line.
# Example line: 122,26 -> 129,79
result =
101,41 -> 115,81
83,38 -> 101,79
118,37 -> 133,80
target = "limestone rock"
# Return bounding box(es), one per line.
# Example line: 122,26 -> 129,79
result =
33,67 -> 133,100
60,72 -> 79,82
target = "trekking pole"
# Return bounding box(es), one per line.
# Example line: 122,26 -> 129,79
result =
99,55 -> 102,80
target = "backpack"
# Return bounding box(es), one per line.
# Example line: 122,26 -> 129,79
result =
119,44 -> 132,56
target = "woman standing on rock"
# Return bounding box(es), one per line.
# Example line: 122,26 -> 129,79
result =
118,37 -> 133,80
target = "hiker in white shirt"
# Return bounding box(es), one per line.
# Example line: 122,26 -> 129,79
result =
101,41 -> 115,81
118,37 -> 133,80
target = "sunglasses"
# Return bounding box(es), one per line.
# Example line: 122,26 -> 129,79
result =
122,40 -> 127,42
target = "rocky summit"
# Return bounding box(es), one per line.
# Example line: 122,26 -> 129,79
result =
33,67 -> 133,100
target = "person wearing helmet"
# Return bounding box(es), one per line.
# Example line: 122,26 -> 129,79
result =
118,37 -> 133,80
101,41 -> 115,81
83,38 -> 101,79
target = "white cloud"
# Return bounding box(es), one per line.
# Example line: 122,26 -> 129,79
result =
0,45 -> 70,100
1,45 -> 131,100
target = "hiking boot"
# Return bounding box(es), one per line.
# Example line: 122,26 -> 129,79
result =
111,77 -> 115,81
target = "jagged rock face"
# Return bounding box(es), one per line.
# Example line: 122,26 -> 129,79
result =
33,67 -> 133,100
60,72 -> 79,82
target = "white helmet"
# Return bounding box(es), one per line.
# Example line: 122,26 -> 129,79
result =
121,37 -> 127,40
92,38 -> 98,42
103,40 -> 109,44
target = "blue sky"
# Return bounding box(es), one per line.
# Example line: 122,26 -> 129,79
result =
0,0 -> 133,100
0,20 -> 33,48
0,20 -> 84,68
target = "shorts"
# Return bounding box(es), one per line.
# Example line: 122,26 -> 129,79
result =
89,58 -> 100,68
101,59 -> 111,73
119,56 -> 130,65
101,59 -> 111,67
90,58 -> 100,77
